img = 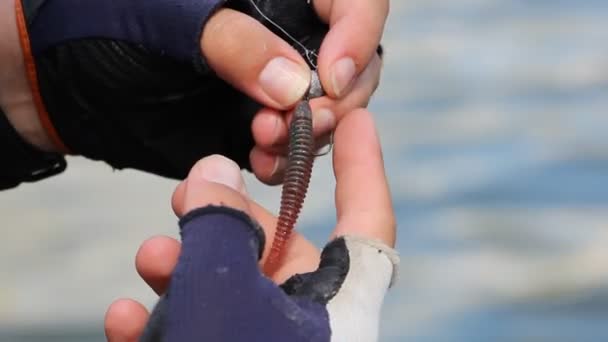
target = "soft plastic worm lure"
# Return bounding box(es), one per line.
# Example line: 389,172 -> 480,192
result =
264,71 -> 324,273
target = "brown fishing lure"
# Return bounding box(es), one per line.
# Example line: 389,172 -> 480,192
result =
264,71 -> 324,273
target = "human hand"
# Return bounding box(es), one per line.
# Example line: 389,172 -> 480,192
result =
3,0 -> 385,189
244,0 -> 388,184
3,0 -> 322,185
104,109 -> 398,341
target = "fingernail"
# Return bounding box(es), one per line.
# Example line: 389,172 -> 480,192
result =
198,155 -> 245,192
330,57 -> 356,97
259,57 -> 310,107
269,114 -> 281,145
314,108 -> 336,134
270,156 -> 287,180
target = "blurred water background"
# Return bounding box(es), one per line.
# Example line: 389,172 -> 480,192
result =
2,0 -> 608,341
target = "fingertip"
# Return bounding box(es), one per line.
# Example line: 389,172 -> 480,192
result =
252,106 -> 335,156
250,147 -> 286,186
252,108 -> 287,148
331,108 -> 395,247
187,154 -> 248,196
328,56 -> 357,98
182,155 -> 251,215
332,108 -> 383,191
312,108 -> 336,136
315,0 -> 388,98
333,108 -> 379,154
171,180 -> 187,217
104,298 -> 149,342
136,236 -> 181,295
174,155 -> 249,217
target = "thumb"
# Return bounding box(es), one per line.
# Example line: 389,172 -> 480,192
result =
201,8 -> 311,110
172,154 -> 249,217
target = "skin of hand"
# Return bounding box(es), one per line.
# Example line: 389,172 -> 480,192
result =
0,0 -> 54,152
214,0 -> 388,184
0,0 -> 387,185
103,108 -> 395,341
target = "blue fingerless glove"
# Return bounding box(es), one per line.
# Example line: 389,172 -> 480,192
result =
24,0 -> 225,67
12,0 -> 328,184
140,206 -> 399,342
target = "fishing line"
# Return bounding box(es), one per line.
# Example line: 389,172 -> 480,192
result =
246,0 -> 334,156
246,0 -> 319,68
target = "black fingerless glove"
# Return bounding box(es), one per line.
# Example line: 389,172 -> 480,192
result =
14,0 -> 328,182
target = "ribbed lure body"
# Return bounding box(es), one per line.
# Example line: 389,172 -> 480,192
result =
265,100 -> 315,272
264,71 -> 323,273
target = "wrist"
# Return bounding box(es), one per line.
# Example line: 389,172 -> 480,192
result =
0,0 -> 57,153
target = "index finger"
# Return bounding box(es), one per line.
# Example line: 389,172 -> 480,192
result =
330,108 -> 396,247
312,0 -> 389,98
